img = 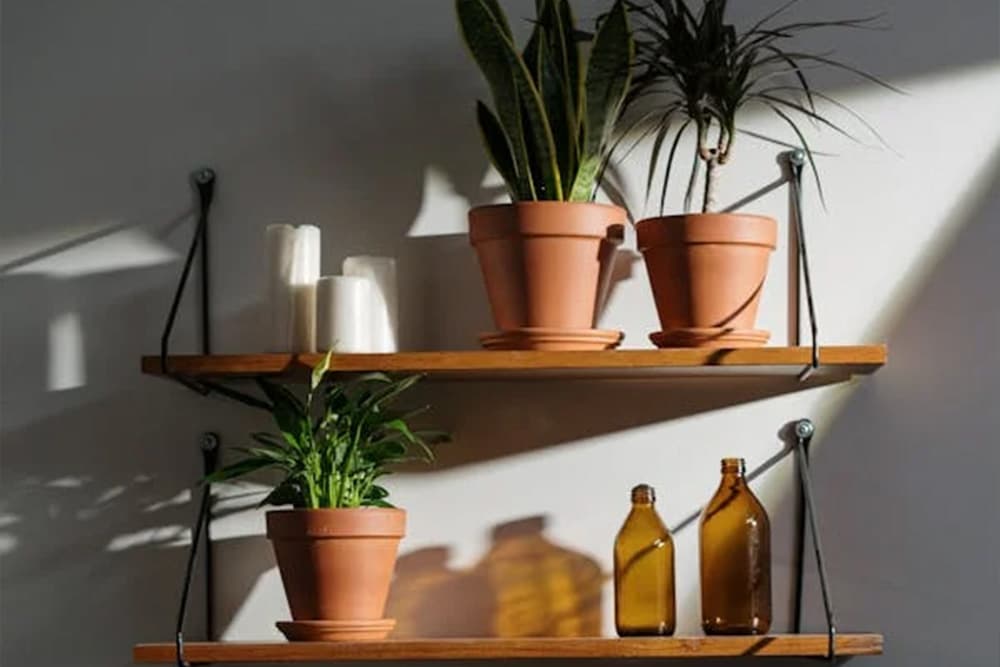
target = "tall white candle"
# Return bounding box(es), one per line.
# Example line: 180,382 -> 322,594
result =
343,256 -> 398,353
290,225 -> 321,353
317,276 -> 373,353
265,224 -> 296,352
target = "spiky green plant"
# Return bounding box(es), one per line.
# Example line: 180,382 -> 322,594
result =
457,0 -> 634,202
205,352 -> 446,509
624,0 -> 897,214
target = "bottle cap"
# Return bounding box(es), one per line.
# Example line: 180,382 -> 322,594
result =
631,484 -> 655,503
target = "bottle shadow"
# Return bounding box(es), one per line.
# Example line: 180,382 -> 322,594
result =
386,515 -> 603,638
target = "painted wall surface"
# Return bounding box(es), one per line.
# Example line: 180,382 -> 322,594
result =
1,2 -> 998,666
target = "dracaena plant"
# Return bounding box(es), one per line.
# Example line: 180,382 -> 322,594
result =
625,0 -> 896,214
206,352 -> 446,509
457,0 -> 634,202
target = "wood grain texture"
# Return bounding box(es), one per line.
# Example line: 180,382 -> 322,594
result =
142,345 -> 886,380
133,635 -> 883,662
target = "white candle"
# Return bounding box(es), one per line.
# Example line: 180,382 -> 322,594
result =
343,256 -> 398,353
290,225 -> 321,353
317,276 -> 373,353
265,224 -> 295,352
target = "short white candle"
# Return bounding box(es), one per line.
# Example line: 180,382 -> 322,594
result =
343,256 -> 398,353
316,276 -> 373,353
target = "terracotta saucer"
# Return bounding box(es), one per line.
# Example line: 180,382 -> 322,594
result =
480,327 -> 624,351
276,618 -> 396,642
650,327 -> 770,349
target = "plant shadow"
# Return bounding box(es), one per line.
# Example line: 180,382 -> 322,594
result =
386,515 -> 603,638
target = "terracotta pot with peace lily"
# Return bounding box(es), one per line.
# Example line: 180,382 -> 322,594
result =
623,0 -> 894,347
457,0 -> 634,351
206,353 -> 446,641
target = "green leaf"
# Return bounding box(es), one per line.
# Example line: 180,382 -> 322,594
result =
311,349 -> 333,392
570,0 -> 632,201
764,101 -> 826,206
477,101 -> 519,196
555,0 -> 582,129
536,28 -> 573,189
259,480 -> 306,508
502,31 -> 563,199
457,0 -> 535,198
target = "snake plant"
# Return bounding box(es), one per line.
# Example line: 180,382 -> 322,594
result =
457,0 -> 634,202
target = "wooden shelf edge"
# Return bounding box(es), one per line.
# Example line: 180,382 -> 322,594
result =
133,634 -> 884,662
142,345 -> 887,379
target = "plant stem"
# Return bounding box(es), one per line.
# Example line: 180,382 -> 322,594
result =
702,153 -> 718,213
684,147 -> 700,213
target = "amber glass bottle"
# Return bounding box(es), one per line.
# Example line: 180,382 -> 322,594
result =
614,484 -> 675,636
700,458 -> 771,635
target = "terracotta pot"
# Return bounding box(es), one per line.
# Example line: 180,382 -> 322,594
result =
266,508 -> 405,622
469,202 -> 626,331
636,214 -> 777,343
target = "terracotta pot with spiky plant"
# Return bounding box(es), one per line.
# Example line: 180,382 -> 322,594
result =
623,0 -> 894,348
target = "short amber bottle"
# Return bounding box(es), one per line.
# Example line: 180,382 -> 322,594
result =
614,484 -> 676,636
700,458 -> 771,635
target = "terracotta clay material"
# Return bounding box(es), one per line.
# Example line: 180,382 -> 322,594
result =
479,327 -> 624,351
636,214 -> 777,347
276,619 -> 397,642
469,202 -> 626,333
266,508 -> 405,625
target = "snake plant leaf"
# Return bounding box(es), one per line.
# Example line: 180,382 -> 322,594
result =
499,26 -> 563,199
536,28 -> 573,189
457,0 -> 534,198
477,101 -> 519,196
555,0 -> 582,128
478,0 -> 512,36
570,0 -> 632,201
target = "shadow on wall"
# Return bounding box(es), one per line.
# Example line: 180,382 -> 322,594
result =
793,154 -> 1000,666
416,374 -> 847,470
386,515 -> 603,638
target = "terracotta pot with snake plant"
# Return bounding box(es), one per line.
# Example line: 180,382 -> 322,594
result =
458,0 -> 633,350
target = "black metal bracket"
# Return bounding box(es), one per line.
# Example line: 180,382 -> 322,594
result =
790,418 -> 838,661
175,433 -> 219,667
785,151 -> 821,381
160,168 -> 215,394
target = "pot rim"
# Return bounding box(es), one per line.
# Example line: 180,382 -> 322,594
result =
470,200 -> 626,216
635,212 -> 777,250
469,201 -> 626,244
635,212 -> 777,226
266,507 -> 407,539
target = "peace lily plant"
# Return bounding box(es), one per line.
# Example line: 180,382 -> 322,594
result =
457,0 -> 635,351
208,352 -> 445,641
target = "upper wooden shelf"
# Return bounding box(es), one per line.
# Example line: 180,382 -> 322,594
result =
142,345 -> 885,381
133,634 -> 883,663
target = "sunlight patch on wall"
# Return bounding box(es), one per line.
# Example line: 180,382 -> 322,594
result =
406,167 -> 472,238
47,310 -> 86,391
106,524 -> 184,552
7,228 -> 178,278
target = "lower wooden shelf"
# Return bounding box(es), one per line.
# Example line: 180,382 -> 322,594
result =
133,634 -> 883,662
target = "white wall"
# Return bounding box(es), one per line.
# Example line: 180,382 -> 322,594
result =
1,2 -> 998,666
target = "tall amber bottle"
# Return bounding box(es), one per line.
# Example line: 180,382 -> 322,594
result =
614,484 -> 675,636
700,458 -> 771,635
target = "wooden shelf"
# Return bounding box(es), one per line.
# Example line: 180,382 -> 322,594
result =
142,345 -> 885,381
133,634 -> 883,662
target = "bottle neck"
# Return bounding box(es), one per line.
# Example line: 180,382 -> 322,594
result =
720,458 -> 747,487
